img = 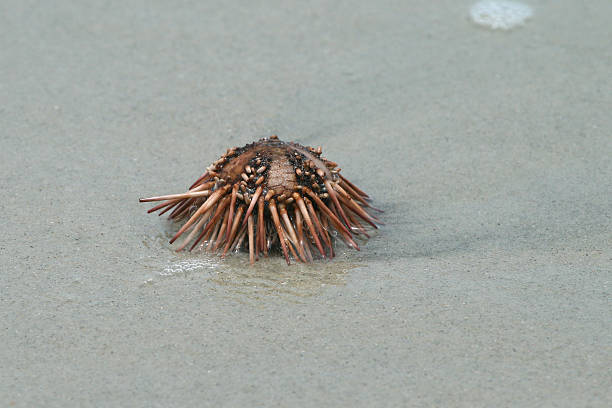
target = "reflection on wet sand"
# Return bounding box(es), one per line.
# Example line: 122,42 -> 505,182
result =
145,252 -> 361,300
208,255 -> 361,299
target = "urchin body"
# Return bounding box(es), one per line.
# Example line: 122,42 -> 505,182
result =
140,136 -> 380,264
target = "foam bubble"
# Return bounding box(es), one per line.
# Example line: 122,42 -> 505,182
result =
159,259 -> 216,277
470,1 -> 533,30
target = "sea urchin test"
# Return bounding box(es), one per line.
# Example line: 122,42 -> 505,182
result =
140,136 -> 381,265
470,1 -> 533,30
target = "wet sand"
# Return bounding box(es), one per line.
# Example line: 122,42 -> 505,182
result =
1,0 -> 611,406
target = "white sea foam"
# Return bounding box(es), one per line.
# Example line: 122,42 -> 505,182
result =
160,259 -> 216,277
470,1 -> 533,30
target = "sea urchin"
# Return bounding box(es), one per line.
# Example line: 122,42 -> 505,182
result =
140,136 -> 381,265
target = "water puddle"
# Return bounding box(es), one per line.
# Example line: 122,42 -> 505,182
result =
140,217 -> 371,299
141,247 -> 363,300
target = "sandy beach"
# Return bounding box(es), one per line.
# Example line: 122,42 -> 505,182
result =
1,0 -> 611,406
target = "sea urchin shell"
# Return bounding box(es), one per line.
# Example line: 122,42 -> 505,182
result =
140,136 -> 381,265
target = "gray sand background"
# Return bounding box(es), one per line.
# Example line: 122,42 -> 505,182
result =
1,0 -> 611,406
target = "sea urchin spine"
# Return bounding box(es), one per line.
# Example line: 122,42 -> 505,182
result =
140,136 -> 381,265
